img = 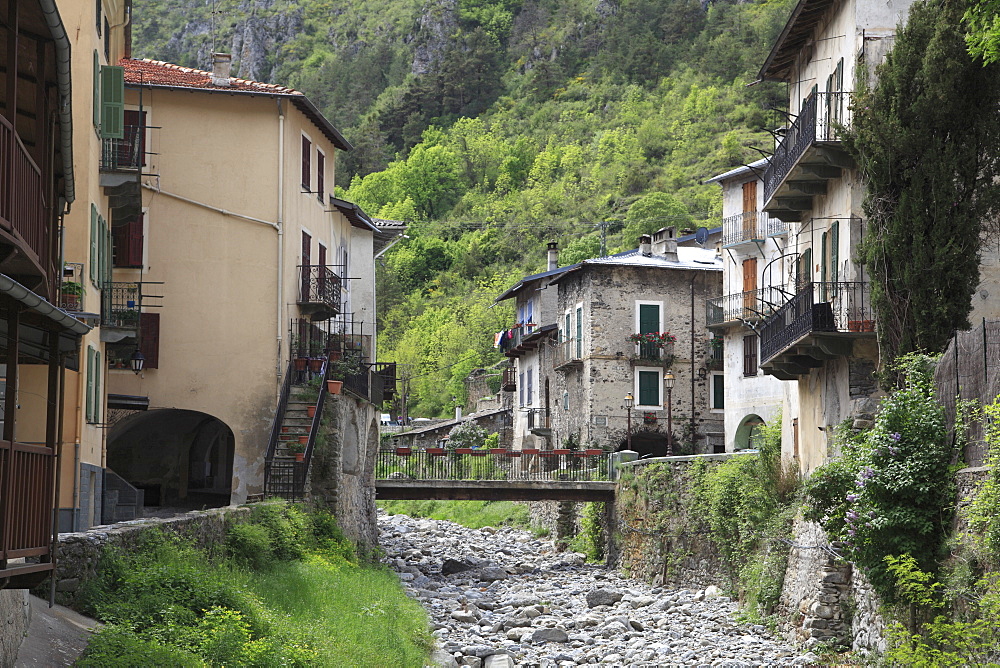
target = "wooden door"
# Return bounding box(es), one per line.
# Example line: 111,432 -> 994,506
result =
742,258 -> 757,316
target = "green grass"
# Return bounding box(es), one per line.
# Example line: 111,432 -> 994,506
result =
75,503 -> 432,667
378,499 -> 532,530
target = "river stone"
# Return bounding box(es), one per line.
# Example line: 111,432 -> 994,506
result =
586,588 -> 624,607
531,628 -> 569,643
442,558 -> 474,575
429,649 -> 459,667
479,567 -> 508,582
483,655 -> 514,668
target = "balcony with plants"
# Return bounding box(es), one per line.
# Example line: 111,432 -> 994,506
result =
628,332 -> 676,366
498,321 -> 554,358
758,281 -> 873,380
102,282 -> 141,332
762,91 -> 853,222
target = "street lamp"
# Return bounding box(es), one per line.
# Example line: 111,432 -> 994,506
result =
664,371 -> 674,455
624,392 -> 634,451
130,349 -> 145,375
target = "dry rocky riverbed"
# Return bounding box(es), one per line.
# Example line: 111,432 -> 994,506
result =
379,511 -> 821,667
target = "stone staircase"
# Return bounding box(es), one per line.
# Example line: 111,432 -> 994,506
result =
268,387 -> 317,500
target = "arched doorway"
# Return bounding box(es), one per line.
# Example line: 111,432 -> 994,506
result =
617,430 -> 669,458
108,409 -> 235,509
734,414 -> 766,451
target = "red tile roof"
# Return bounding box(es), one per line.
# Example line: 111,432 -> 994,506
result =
118,58 -> 352,151
121,58 -> 302,95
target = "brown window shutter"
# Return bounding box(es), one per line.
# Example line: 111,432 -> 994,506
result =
140,312 -> 160,369
317,151 -> 325,200
301,136 -> 311,190
743,334 -> 758,377
113,215 -> 143,268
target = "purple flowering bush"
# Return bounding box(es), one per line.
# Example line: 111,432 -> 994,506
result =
803,354 -> 955,602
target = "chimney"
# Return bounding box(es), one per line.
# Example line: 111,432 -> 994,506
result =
652,227 -> 679,262
547,241 -> 559,271
639,234 -> 652,256
455,405 -> 463,421
211,53 -> 232,87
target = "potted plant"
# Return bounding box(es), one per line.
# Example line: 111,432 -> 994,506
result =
328,354 -> 364,380
286,441 -> 305,462
327,379 -> 343,394
307,405 -> 317,418
60,281 -> 83,311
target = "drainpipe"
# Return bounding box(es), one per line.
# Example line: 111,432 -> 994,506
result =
691,274 -> 697,451
276,99 -> 285,388
72,441 -> 79,531
37,0 -> 75,206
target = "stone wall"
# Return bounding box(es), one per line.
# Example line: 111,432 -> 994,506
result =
52,506 -> 250,607
0,590 -> 30,667
310,392 -> 380,551
528,500 -> 583,547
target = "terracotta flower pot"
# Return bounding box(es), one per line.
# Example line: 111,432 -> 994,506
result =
455,448 -> 474,454
521,448 -> 540,455
327,380 -> 343,394
308,358 -> 323,372
553,449 -> 571,455
585,449 -> 604,456
426,447 -> 446,456
307,405 -> 316,418
295,453 -> 305,462
395,447 -> 412,456
293,357 -> 308,371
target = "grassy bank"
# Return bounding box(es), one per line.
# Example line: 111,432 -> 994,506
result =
74,503 -> 432,667
378,499 -> 539,532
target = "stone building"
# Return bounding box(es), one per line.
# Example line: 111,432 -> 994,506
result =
750,0 -> 917,472
546,229 -> 724,456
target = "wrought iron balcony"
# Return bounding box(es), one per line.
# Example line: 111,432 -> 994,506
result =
759,281 -> 873,379
101,125 -> 145,171
553,338 -> 583,370
102,282 -> 141,331
526,407 -> 551,436
762,92 -> 853,222
298,264 -> 342,320
707,286 -> 787,328
722,212 -> 786,247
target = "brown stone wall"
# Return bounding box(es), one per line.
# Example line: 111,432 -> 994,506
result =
0,590 -> 30,667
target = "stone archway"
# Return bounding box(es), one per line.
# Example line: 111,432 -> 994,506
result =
616,429 -> 669,458
734,414 -> 766,451
108,409 -> 235,509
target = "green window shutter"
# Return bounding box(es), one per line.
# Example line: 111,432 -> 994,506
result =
102,215 -> 112,287
564,313 -> 570,342
639,304 -> 660,334
95,351 -> 102,422
830,221 -> 839,283
821,232 -> 828,286
93,51 -> 101,130
100,66 -> 125,139
86,347 -> 95,422
713,374 -> 725,410
638,371 -> 659,406
90,205 -> 99,284
575,307 -> 582,358
798,248 -> 812,287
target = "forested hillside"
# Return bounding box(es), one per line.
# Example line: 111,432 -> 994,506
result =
133,0 -> 795,416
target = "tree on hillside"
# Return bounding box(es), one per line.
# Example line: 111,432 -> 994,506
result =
965,0 -> 1000,62
843,0 -> 1000,368
619,192 -> 692,249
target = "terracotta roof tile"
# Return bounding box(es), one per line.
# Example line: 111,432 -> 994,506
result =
120,58 -> 303,96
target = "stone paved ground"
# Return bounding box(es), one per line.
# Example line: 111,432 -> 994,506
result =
379,511 -> 822,668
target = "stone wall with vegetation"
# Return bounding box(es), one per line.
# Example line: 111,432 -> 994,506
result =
52,507 -> 250,607
310,393 -> 379,550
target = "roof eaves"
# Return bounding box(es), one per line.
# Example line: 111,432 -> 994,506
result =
758,0 -> 836,82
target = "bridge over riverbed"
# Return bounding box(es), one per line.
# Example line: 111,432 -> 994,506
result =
374,448 -> 617,502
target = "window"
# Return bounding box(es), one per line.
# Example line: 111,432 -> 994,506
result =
86,346 -> 101,423
563,312 -> 570,344
100,65 -> 125,139
575,305 -> 582,358
637,370 -> 660,407
638,303 -> 660,334
316,150 -> 325,201
519,372 -> 524,407
90,205 -> 110,287
563,391 -> 569,410
526,367 -> 533,406
301,136 -> 311,190
743,334 -> 759,377
113,214 -> 143,268
93,51 -> 101,130
140,313 -> 160,369
712,373 -> 725,410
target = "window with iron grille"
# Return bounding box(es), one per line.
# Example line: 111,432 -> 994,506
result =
743,334 -> 759,377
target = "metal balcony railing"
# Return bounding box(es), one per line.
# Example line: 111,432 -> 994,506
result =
101,125 -> 145,171
763,92 -> 852,203
553,338 -> 582,368
298,264 -> 342,313
526,407 -> 550,433
375,449 -> 611,481
722,212 -> 780,247
707,286 -> 788,327
372,362 -> 397,401
102,282 -> 141,329
760,281 -> 872,363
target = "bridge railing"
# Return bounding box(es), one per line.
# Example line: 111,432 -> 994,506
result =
375,448 -> 611,482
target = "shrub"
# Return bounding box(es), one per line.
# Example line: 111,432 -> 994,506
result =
803,354 -> 955,602
447,421 -> 488,449
225,522 -> 273,570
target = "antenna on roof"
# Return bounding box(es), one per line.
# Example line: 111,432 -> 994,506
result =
695,227 -> 709,247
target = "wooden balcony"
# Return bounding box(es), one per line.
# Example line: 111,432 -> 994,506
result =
501,366 -> 516,392
763,92 -> 853,222
0,116 -> 53,292
759,281 -> 873,379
